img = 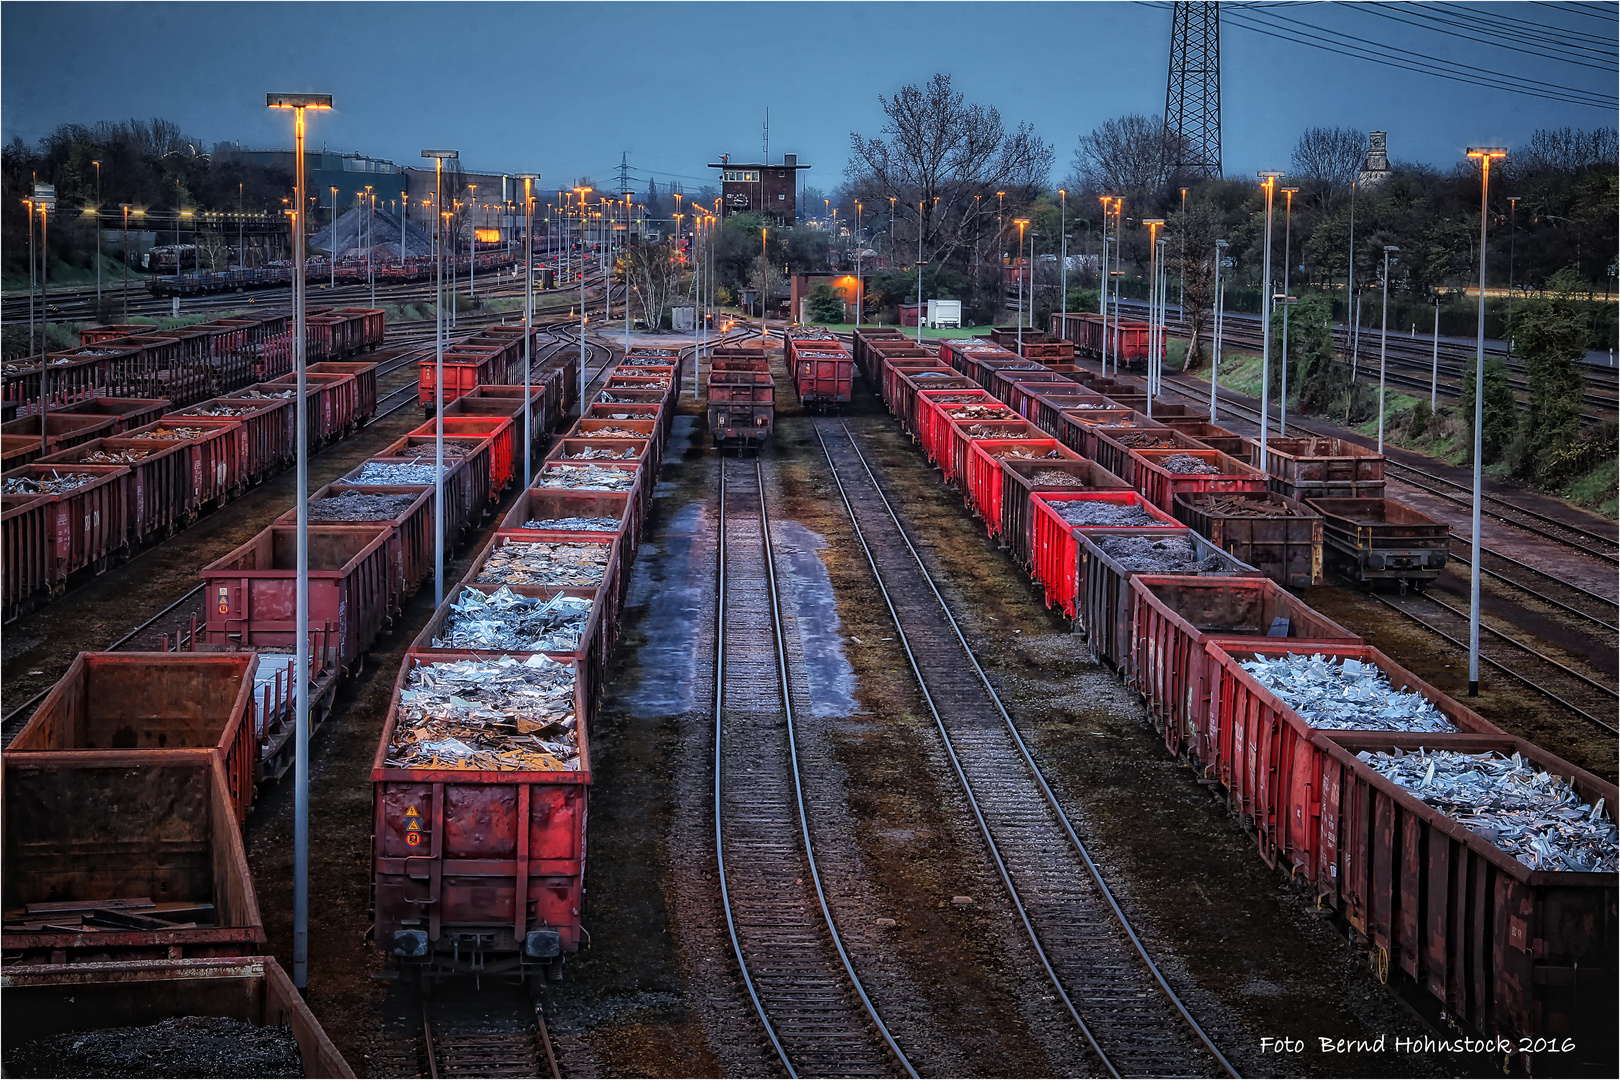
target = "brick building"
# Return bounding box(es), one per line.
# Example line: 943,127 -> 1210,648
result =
708,154 -> 811,226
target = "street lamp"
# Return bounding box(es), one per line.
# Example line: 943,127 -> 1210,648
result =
329,186 -> 338,289
1014,218 -> 1030,354
1378,244 -> 1400,451
120,204 -> 132,320
760,226 -> 769,328
1280,188 -> 1298,432
92,160 -> 102,311
574,186 -> 592,411
267,90 -> 332,994
1109,197 -> 1123,374
1256,171 -> 1285,461
1464,146 -> 1506,697
1058,189 -> 1067,341
1212,239 -> 1229,422
517,172 -> 540,489
1097,195 -> 1112,372
1143,218 -> 1165,414
423,149 -> 459,615
365,185 -> 374,307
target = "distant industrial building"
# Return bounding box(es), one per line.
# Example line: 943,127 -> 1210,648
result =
708,154 -> 811,226
227,147 -> 408,208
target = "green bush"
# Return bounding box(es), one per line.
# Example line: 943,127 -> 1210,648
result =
1457,357 -> 1519,465
805,284 -> 847,324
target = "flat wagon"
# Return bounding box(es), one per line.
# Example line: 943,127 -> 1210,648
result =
1307,496 -> 1449,591
707,352 -> 774,450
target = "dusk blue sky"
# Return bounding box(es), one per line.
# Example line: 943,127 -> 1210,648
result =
4,1 -> 1615,192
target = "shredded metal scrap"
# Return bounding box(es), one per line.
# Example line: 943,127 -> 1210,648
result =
388,654 -> 580,771
392,441 -> 472,461
178,404 -> 256,417
993,446 -> 1063,460
1359,747 -> 1617,873
1051,500 -> 1162,528
1239,653 -> 1459,732
4,471 -> 102,495
1094,533 -> 1225,572
563,446 -> 638,460
1154,452 -> 1224,475
537,464 -> 636,491
435,586 -> 594,652
308,491 -> 418,522
77,447 -> 154,463
234,388 -> 296,400
126,426 -> 211,442
352,462 -> 440,485
523,516 -> 620,532
947,406 -> 1014,420
1028,468 -> 1090,487
1191,495 -> 1303,518
963,423 -> 1024,438
1113,431 -> 1183,449
476,540 -> 610,587
579,425 -> 645,439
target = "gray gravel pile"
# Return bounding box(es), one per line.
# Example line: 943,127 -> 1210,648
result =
1093,533 -> 1224,572
1359,747 -> 1617,873
1238,653 -> 1460,732
308,491 -> 417,521
1154,453 -> 1223,475
3,1016 -> 302,1078
1028,469 -> 1090,487
523,516 -> 620,532
1050,500 -> 1161,527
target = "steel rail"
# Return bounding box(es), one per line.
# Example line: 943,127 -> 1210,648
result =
818,419 -> 1239,1080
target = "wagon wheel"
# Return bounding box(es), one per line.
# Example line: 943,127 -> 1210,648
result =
1164,716 -> 1183,758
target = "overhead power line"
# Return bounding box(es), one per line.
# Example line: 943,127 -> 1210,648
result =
1356,3 -> 1619,67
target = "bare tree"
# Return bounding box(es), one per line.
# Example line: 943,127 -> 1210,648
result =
1290,126 -> 1364,209
1070,114 -> 1182,197
626,236 -> 689,329
1169,197 -> 1225,371
845,72 -> 1053,271
1517,126 -> 1618,174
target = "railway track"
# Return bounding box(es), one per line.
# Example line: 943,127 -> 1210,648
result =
713,457 -> 911,1079
368,1001 -> 561,1079
816,419 -> 1237,1080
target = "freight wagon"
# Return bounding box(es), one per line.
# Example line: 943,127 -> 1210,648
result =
707,351 -> 774,450
1307,497 -> 1450,591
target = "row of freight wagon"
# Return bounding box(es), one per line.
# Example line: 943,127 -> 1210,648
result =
855,325 -> 1617,1073
1048,311 -> 1151,370
2,307 -> 386,424
2,343 -> 385,623
146,249 -> 521,297
0,359 -> 586,1073
372,343 -> 683,990
417,322 -> 574,416
704,328 -> 860,449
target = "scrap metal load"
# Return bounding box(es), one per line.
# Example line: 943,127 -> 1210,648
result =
785,327 -> 853,410
860,324 -> 1619,1070
706,344 -> 774,449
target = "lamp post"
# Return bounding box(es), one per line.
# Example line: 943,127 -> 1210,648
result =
1256,171 -> 1285,461
365,185 -> 374,307
121,204 -> 132,321
1280,188 -> 1298,432
1507,195 -> 1519,340
1346,179 -> 1358,374
267,91 -> 332,993
329,186 -> 338,289
916,202 -> 925,344
37,196 -> 52,433
760,226 -> 768,328
1097,196 -> 1112,372
1465,147 -> 1506,697
574,186 -> 591,414
1058,189 -> 1067,341
889,195 -> 897,259
1014,218 -> 1029,353
1109,198 -> 1123,374
1378,244 -> 1400,451
1431,292 -> 1441,412
468,184 -> 477,300
92,160 -> 101,311
517,173 -> 540,489
1143,219 -> 1165,415
423,150 -> 459,616
1212,239 -> 1228,421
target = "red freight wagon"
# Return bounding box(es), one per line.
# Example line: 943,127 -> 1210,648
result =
200,523 -> 394,674
465,532 -> 625,620
1031,391 -> 1110,437
371,651 -> 591,990
2,955 -> 354,1078
1158,418 -> 1249,460
413,583 -> 610,703
0,463 -> 130,609
418,347 -> 510,412
1311,731 -> 1617,1074
1,751 -> 264,965
347,439 -> 490,543
1128,573 -> 1360,762
1054,409 -> 1164,460
547,437 -> 651,474
54,396 -> 172,435
167,396 -> 294,481
534,459 -> 645,517
327,307 -> 387,352
456,386 -> 547,450
2,352 -> 107,416
1205,641 -> 1503,877
35,436 -> 188,544
1077,530 -> 1258,671
998,457 -> 1131,570
0,413 -> 119,466
264,370 -> 358,441
11,652 -> 259,822
892,372 -> 978,437
943,417 -> 1037,490
1090,427 -> 1211,490
278,483 -> 434,603
965,438 -> 1063,525
997,378 -> 1083,423
1129,446 -> 1269,514
914,389 -> 1002,465
1173,491 -> 1324,589
1261,437 -> 1386,501
121,417 -> 246,512
412,415 -> 514,498
573,417 -> 661,475
1029,490 -> 1180,616
793,347 -> 854,409
309,360 -> 381,424
499,487 -> 639,563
